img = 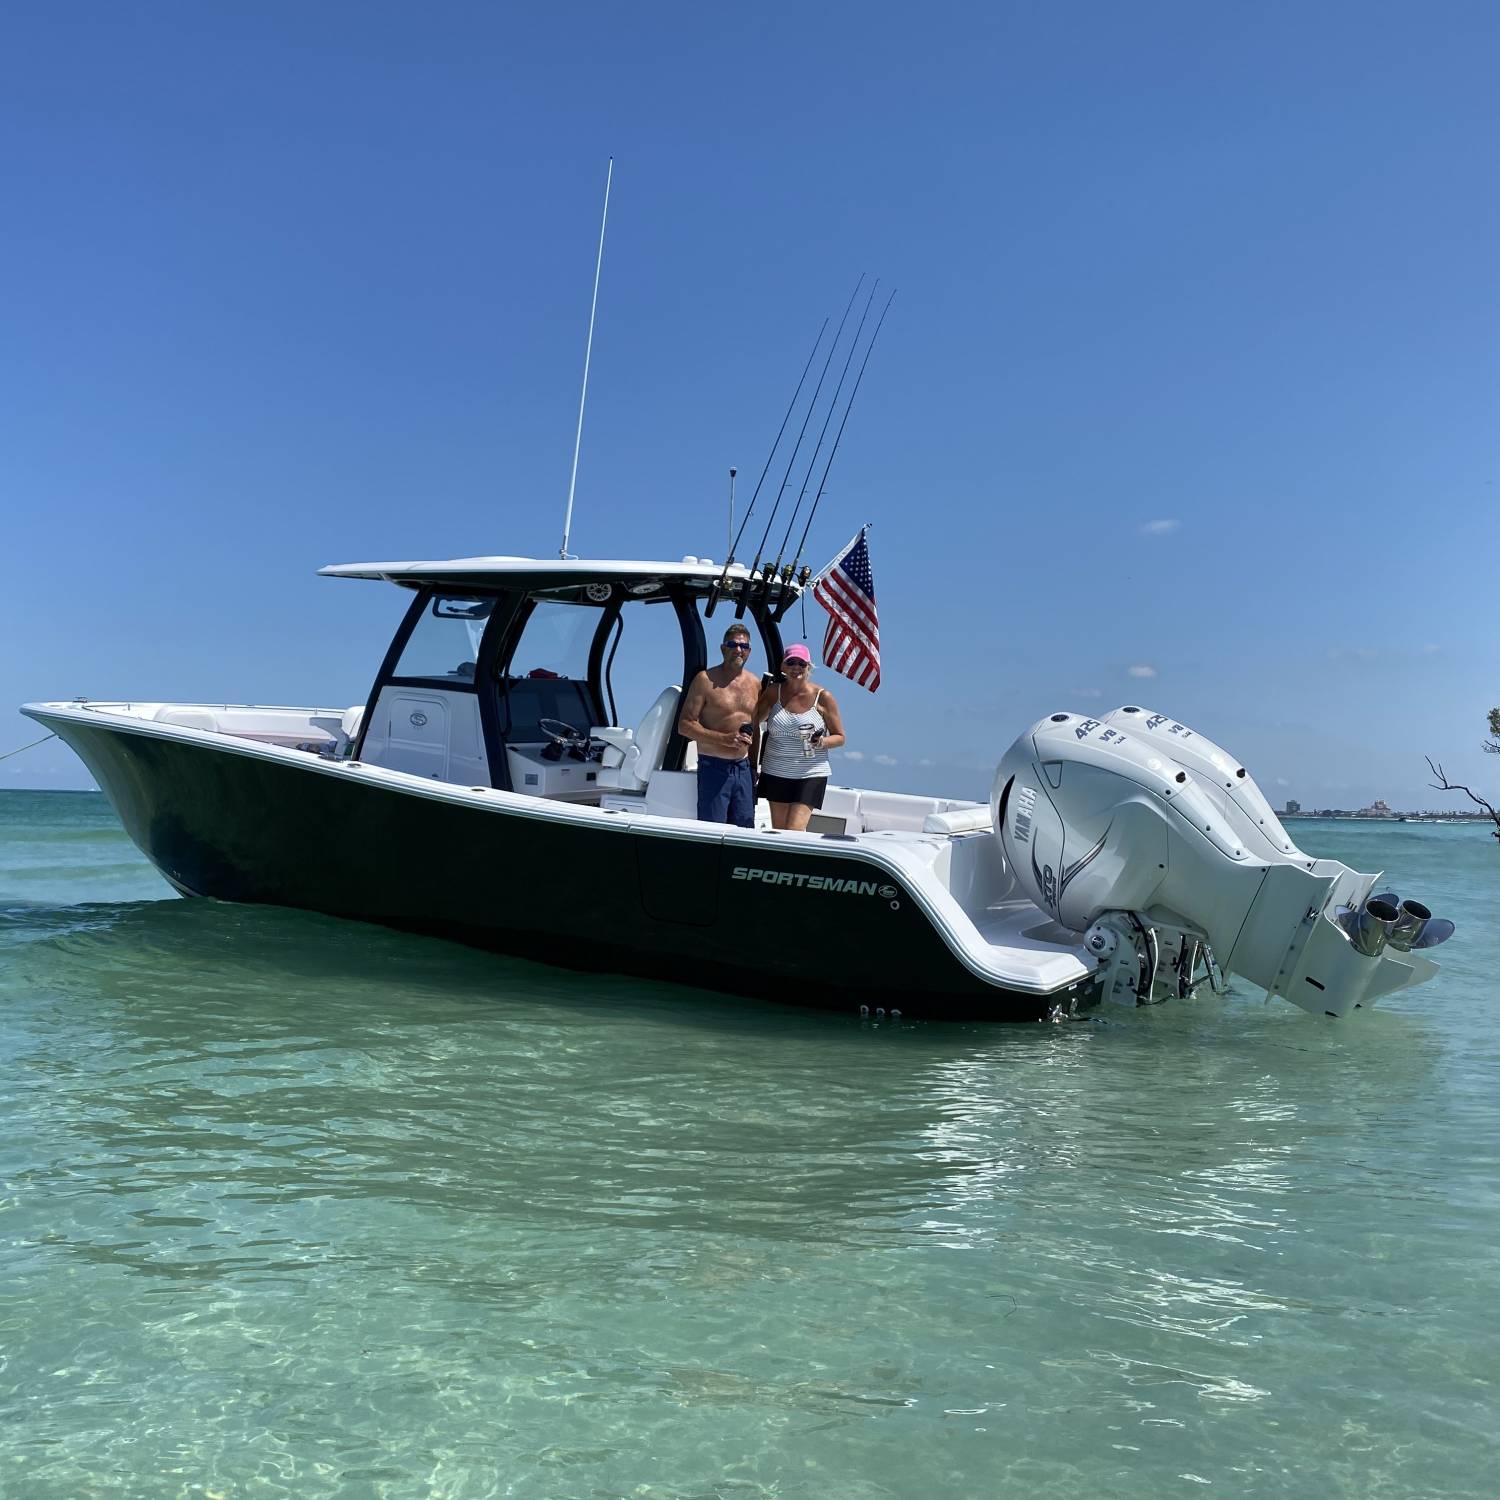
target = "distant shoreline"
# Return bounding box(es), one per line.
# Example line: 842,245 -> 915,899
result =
1,786 -> 1490,825
1281,811 -> 1490,823
0,786 -> 101,795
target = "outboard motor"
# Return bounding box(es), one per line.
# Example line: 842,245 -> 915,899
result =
992,707 -> 1453,1016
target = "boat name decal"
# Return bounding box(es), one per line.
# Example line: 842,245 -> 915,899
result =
731,866 -> 893,898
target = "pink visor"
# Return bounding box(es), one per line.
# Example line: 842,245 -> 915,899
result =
782,644 -> 812,664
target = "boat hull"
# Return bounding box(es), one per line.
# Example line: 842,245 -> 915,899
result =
30,710 -> 1101,1021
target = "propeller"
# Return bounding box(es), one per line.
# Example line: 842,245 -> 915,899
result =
1410,919 -> 1455,950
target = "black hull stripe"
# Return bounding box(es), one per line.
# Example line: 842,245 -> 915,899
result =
27,708 -> 1102,1022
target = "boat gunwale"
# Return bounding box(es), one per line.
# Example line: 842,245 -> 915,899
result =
22,699 -> 1096,997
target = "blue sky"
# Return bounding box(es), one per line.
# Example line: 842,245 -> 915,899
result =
3,1 -> 1495,808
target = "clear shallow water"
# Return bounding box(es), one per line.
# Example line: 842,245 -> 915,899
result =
2,791 -> 1498,1499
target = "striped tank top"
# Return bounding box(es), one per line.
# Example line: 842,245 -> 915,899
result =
760,689 -> 830,780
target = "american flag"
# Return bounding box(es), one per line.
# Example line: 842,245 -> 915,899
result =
812,528 -> 880,691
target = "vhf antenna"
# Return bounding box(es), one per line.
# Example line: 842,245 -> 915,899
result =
559,157 -> 613,560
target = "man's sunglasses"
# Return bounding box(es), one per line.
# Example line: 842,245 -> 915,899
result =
723,641 -> 752,652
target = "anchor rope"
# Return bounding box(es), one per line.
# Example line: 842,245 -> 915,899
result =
0,732 -> 56,761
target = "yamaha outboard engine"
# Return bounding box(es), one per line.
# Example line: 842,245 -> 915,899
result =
992,707 -> 1452,1016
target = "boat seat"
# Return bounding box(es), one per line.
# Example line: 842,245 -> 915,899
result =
856,789 -> 942,833
813,784 -> 862,833
601,777 -> 772,829
593,685 -> 686,793
922,805 -> 993,835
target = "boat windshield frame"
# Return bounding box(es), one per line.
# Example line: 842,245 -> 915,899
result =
351,571 -> 785,791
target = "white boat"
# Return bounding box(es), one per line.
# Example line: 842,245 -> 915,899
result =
22,552 -> 1453,1020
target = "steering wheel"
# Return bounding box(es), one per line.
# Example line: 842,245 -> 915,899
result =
537,718 -> 586,750
537,719 -> 605,763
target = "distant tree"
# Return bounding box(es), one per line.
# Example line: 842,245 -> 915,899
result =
1427,712 -> 1500,842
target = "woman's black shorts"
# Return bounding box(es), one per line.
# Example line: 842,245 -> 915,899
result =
757,772 -> 828,809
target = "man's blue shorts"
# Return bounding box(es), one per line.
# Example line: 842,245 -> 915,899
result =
697,754 -> 755,827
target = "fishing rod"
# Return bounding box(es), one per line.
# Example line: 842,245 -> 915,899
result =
765,279 -> 880,595
780,287 -> 897,616
739,274 -> 865,616
704,318 -> 827,617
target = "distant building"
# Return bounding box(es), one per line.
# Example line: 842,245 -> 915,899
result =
1355,799 -> 1394,819
1284,799 -> 1301,815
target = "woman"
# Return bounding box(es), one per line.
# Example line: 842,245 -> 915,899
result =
753,643 -> 846,831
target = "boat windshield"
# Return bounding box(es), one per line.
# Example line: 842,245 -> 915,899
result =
508,600 -> 597,679
394,595 -> 494,683
498,598 -> 603,741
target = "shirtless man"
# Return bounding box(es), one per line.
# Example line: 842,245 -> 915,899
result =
678,624 -> 762,827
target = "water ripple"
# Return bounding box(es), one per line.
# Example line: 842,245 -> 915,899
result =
2,794 -> 1499,1498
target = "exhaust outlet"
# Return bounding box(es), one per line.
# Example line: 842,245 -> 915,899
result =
1388,899 -> 1432,952
1348,897 -> 1400,957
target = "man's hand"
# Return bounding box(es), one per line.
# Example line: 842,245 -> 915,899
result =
719,728 -> 751,754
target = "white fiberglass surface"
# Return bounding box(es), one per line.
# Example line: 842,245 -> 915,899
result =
61,703 -> 344,737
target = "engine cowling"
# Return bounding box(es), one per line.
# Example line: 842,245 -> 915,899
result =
991,707 -> 1447,1016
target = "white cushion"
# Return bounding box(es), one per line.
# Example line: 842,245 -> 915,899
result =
595,686 -> 683,793
589,726 -> 634,771
820,784 -> 862,830
921,805 -> 993,836
856,790 -> 936,833
632,685 -> 682,781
